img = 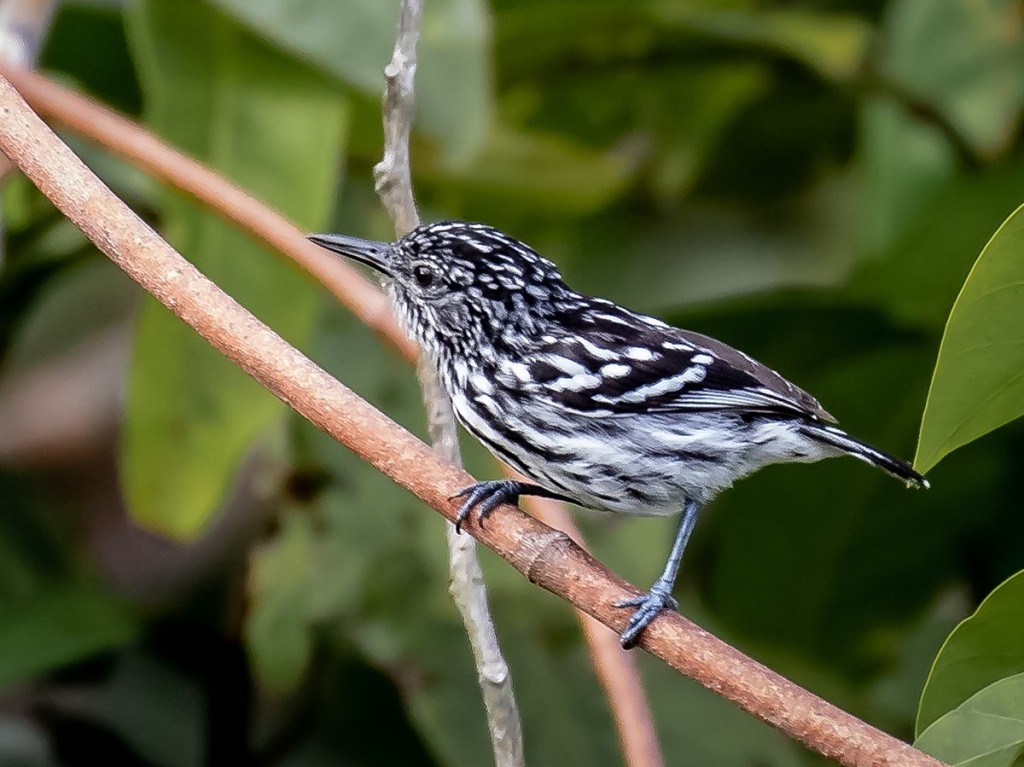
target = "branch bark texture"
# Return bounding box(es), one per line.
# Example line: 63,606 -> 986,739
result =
371,4 -> 525,765
0,62 -> 663,767
0,71 -> 948,767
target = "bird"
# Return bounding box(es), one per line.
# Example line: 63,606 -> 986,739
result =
309,221 -> 928,648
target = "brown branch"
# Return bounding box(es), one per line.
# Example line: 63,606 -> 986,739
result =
371,3 -> 525,765
0,72 -> 949,767
0,62 -> 665,767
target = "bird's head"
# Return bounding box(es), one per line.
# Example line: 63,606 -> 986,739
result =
310,221 -> 568,358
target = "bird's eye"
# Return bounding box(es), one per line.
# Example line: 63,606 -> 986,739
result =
413,264 -> 435,288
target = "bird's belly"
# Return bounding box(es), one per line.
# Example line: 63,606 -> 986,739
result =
450,395 -> 756,516
452,390 -> 835,515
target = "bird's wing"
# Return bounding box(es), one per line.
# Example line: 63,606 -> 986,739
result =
495,302 -> 834,421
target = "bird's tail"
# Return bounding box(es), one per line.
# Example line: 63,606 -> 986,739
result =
799,423 -> 929,489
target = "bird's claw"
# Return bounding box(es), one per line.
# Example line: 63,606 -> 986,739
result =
615,583 -> 678,649
614,592 -> 678,611
450,480 -> 522,534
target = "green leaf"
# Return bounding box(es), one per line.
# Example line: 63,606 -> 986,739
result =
915,673 -> 1024,767
880,0 -> 1024,157
914,203 -> 1024,474
208,0 -> 491,164
122,0 -> 347,538
918,570 -> 1024,735
0,587 -> 139,691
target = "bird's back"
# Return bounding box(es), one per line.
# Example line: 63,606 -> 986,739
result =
501,296 -> 835,424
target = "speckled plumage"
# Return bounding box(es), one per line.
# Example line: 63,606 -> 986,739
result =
310,221 -> 927,647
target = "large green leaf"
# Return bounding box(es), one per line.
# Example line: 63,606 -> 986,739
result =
915,203 -> 1024,474
209,0 -> 490,164
915,673 -> 1024,767
917,570 -> 1024,735
122,0 -> 347,538
880,0 -> 1024,158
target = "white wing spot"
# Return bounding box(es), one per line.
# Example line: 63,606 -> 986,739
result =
626,347 -> 656,362
576,338 -> 620,361
543,355 -> 588,376
601,363 -> 631,378
550,372 -> 603,392
691,353 -> 715,366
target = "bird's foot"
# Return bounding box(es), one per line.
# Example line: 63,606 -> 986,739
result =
450,480 -> 524,534
614,581 -> 679,649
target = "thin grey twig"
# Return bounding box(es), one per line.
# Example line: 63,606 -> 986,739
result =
371,3 -> 525,765
373,0 -> 420,235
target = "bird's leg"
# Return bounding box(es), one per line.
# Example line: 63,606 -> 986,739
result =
450,479 -> 574,534
615,498 -> 702,649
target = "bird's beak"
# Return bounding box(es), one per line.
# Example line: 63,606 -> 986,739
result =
308,233 -> 395,278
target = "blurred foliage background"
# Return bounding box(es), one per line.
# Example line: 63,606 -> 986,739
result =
0,0 -> 1022,764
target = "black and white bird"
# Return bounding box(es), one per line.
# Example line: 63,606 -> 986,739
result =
310,222 -> 928,648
